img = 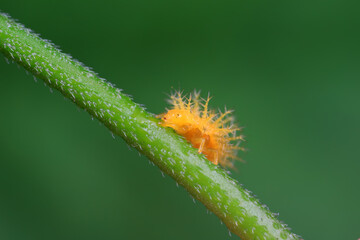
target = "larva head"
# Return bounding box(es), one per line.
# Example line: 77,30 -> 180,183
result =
159,109 -> 193,129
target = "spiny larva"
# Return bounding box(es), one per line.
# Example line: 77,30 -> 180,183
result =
157,90 -> 245,168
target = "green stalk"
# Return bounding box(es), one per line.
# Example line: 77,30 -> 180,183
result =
0,13 -> 299,240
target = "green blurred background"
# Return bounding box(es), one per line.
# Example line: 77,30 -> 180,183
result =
1,0 -> 360,239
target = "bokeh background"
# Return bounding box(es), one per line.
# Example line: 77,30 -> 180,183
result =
1,1 -> 360,239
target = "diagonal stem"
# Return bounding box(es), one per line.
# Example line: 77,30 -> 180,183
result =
0,12 -> 299,240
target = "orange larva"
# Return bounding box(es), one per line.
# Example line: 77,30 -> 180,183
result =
157,90 -> 244,168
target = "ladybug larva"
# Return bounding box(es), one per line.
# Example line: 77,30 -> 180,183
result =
157,91 -> 244,168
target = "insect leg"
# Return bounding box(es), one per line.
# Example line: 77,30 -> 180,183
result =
214,151 -> 219,165
198,138 -> 206,154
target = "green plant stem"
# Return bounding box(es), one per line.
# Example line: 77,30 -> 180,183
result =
0,13 -> 299,240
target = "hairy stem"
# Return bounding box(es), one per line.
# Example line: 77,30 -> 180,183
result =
0,13 -> 299,240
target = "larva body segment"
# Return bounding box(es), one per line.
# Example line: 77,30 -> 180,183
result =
158,91 -> 244,168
